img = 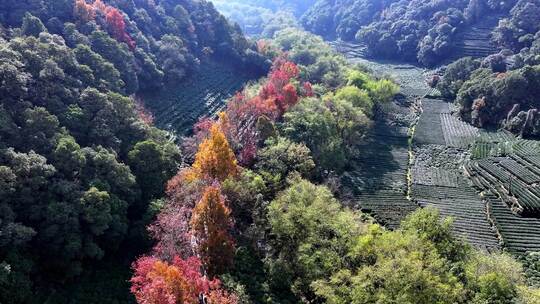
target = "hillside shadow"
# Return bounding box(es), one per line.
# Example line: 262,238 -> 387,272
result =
344,118 -> 409,195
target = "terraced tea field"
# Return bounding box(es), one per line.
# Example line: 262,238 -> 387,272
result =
333,42 -> 429,228
332,41 -> 532,252
342,100 -> 417,228
142,61 -> 253,138
466,138 -> 540,252
333,42 -> 499,249
411,85 -> 540,253
149,43 -> 540,254
486,193 -> 540,253
412,98 -> 500,250
329,40 -> 368,59
333,40 -> 540,253
452,15 -> 502,60
410,92 -> 540,253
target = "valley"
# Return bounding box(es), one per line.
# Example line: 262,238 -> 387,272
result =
334,41 -> 540,254
3,0 -> 540,303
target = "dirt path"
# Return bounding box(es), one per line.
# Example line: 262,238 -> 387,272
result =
412,99 -> 500,250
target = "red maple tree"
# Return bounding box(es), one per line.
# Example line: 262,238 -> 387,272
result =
148,168 -> 207,260
73,0 -> 136,49
302,81 -> 314,97
131,255 -> 237,304
139,57 -> 308,295
105,6 -> 136,50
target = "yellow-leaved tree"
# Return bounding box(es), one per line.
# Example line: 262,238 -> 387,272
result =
191,123 -> 238,182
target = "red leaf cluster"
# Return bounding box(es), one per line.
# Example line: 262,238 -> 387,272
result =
93,0 -> 108,12
221,56 -> 303,162
145,124 -> 238,272
242,56 -> 300,119
256,39 -> 269,54
134,96 -> 154,125
105,7 -> 136,50
73,0 -> 136,50
302,81 -> 314,97
137,125 -> 238,302
131,256 -> 237,304
132,57 -> 311,304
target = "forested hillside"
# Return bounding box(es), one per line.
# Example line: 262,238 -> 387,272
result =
3,0 -> 540,303
0,0 -> 268,302
436,57 -> 540,137
426,0 -> 540,138
218,0 -> 540,66
302,0 -> 494,65
127,28 -> 540,304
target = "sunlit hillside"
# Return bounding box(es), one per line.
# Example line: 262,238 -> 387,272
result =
2,1 -> 540,303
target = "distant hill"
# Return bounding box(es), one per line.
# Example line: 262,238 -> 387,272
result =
302,0 -> 520,66
215,0 -> 540,67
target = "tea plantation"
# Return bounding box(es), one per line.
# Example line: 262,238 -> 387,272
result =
335,41 -> 540,254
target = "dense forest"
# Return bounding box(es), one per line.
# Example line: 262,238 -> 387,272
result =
0,0 -> 267,302
434,0 -> 540,137
218,0 -> 540,67
2,0 -> 540,303
437,56 -> 540,137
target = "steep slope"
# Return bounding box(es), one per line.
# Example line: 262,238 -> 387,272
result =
452,14 -> 502,59
332,41 -> 501,251
142,60 -> 253,138
0,1 -> 266,302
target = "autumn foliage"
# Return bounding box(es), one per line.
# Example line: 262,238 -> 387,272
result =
148,171 -> 201,260
73,0 -> 135,49
191,124 -> 238,182
259,60 -> 300,117
132,127 -> 238,300
135,97 -> 154,125
132,57 -> 308,303
302,81 -> 314,97
74,0 -> 96,23
219,57 -> 313,165
225,57 -> 302,128
190,185 -> 235,277
105,6 -> 136,49
131,255 -> 237,304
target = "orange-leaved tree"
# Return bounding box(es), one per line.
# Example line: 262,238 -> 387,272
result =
92,0 -> 108,12
191,123 -> 238,182
131,255 -> 237,304
74,0 -> 96,22
190,185 -> 235,277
